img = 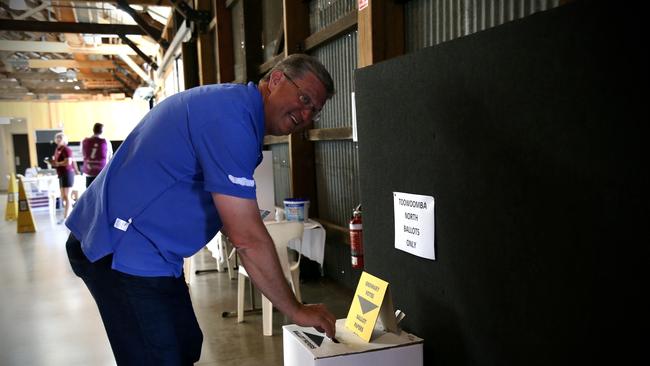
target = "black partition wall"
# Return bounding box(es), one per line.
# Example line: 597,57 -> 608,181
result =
355,1 -> 646,365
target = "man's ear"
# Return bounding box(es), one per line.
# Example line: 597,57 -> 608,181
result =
267,70 -> 283,91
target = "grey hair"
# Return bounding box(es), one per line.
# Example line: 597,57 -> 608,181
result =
54,132 -> 68,145
263,54 -> 335,99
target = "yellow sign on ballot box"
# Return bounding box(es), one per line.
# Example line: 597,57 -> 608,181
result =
345,271 -> 398,342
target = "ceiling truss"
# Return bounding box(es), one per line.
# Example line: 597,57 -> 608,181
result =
0,0 -> 172,100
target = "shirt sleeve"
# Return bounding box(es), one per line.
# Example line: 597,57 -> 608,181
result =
190,112 -> 260,200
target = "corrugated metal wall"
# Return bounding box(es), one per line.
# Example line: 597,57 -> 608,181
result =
309,0 -> 356,34
309,0 -> 360,227
405,0 -> 561,52
312,33 -> 357,130
313,139 -> 361,226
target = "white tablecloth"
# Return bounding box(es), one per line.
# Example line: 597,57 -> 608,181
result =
286,219 -> 326,269
205,219 -> 326,272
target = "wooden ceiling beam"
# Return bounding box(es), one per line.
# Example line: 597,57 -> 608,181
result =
53,0 -> 93,75
0,1 -> 48,21
26,59 -> 117,68
80,0 -> 172,5
77,72 -> 117,80
5,71 -> 117,80
83,81 -> 124,88
19,79 -> 80,88
0,19 -> 148,35
137,11 -> 165,32
0,40 -> 156,56
15,1 -> 51,20
112,71 -> 138,91
115,0 -> 169,49
31,88 -> 121,94
3,71 -> 60,80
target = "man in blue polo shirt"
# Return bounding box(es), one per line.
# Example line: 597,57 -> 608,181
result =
65,54 -> 336,365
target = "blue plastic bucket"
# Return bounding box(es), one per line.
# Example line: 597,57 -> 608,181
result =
283,198 -> 309,221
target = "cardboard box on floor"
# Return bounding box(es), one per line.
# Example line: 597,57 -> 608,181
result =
283,319 -> 423,366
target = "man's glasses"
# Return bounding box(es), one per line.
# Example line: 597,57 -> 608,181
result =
284,73 -> 322,123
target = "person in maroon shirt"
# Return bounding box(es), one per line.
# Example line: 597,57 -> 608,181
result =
82,123 -> 113,187
52,132 -> 75,223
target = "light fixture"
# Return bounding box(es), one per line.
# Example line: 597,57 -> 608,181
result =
65,69 -> 77,80
134,86 -> 154,100
73,85 -> 81,90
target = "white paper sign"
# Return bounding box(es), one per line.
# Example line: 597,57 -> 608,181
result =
393,192 -> 435,260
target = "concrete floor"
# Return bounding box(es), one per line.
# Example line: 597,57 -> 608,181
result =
0,202 -> 353,366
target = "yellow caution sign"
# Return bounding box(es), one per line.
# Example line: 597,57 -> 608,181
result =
4,174 -> 18,221
16,177 -> 36,233
345,271 -> 396,342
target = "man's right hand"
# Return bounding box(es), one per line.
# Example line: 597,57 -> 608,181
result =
291,303 -> 337,338
213,193 -> 338,339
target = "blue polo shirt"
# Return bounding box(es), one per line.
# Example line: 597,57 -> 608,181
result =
66,83 -> 265,277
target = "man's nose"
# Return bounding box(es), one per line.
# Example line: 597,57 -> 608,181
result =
300,108 -> 313,123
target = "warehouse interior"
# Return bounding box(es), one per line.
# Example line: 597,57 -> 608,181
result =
0,0 -> 646,365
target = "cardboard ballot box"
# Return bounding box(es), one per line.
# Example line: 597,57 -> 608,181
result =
283,319 -> 423,366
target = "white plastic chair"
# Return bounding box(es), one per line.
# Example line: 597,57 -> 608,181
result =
237,221 -> 304,336
210,232 -> 237,279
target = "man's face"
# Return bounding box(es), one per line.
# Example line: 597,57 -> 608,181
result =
264,70 -> 327,136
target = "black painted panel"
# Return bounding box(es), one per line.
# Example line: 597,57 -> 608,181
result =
355,1 -> 646,365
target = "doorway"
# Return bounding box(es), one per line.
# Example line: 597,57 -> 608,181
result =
12,134 -> 30,176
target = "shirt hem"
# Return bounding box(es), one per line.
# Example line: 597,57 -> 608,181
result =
65,221 -> 112,263
111,261 -> 181,278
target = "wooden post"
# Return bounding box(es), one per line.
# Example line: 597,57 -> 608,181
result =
214,0 -> 235,83
242,0 -> 263,83
283,0 -> 318,214
196,0 -> 217,85
283,0 -> 310,56
182,41 -> 200,89
358,0 -> 404,68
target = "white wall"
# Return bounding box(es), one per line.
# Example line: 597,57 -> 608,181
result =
0,99 -> 148,190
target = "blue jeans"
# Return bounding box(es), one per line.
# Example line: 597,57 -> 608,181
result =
66,234 -> 203,366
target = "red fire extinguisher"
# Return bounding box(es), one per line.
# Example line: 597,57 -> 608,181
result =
349,204 -> 364,269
